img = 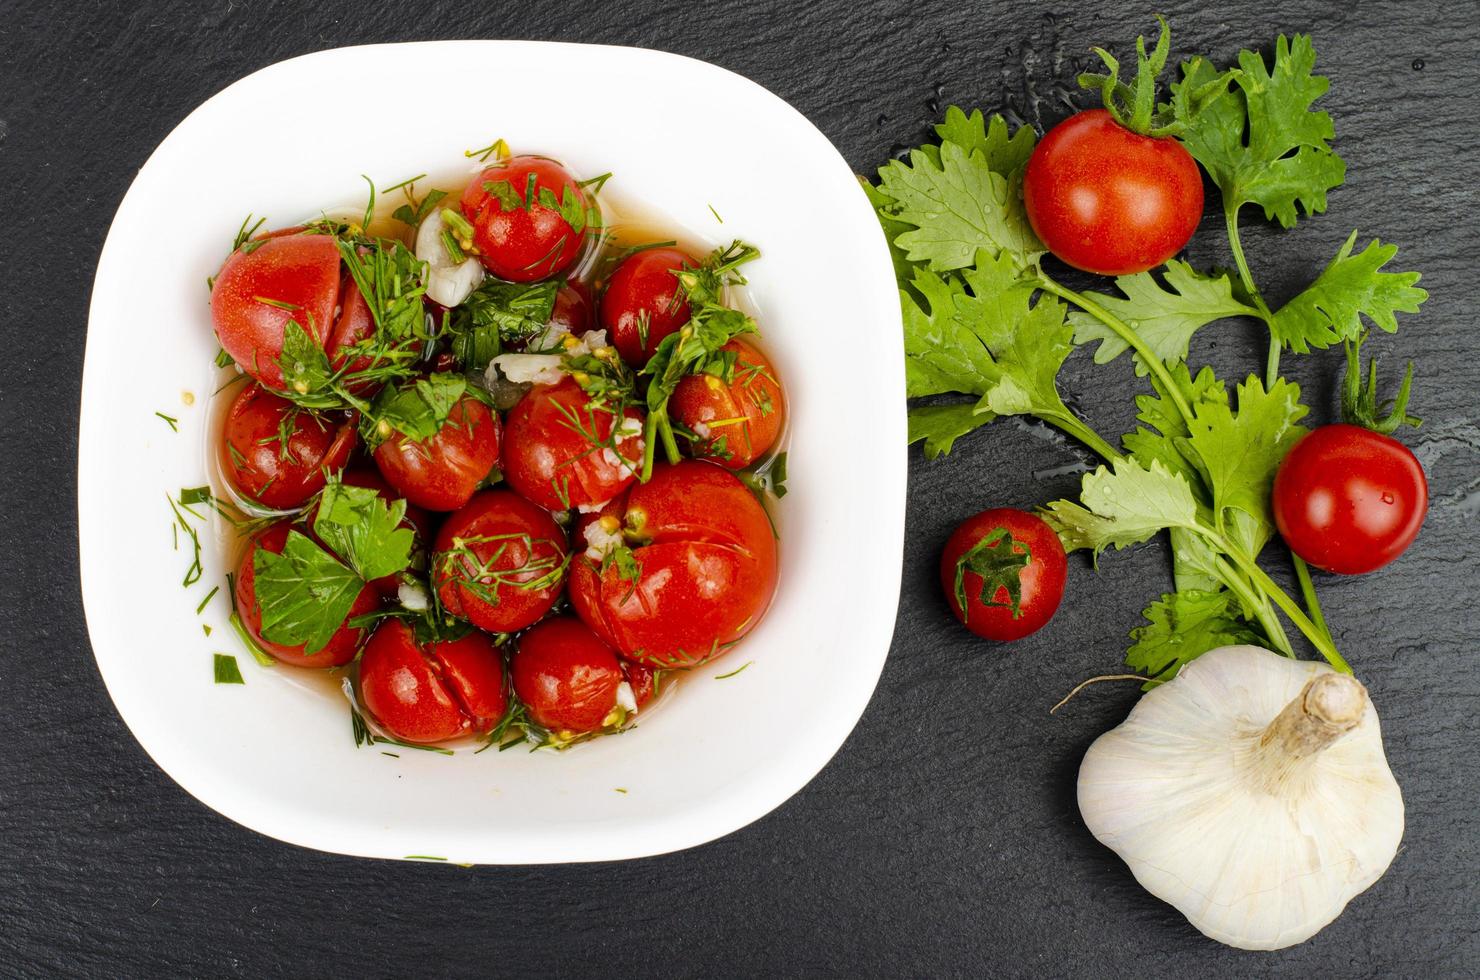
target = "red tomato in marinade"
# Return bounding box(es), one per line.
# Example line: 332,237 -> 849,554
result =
460,155 -> 589,282
433,489 -> 569,634
568,460 -> 778,669
359,619 -> 508,745
501,377 -> 643,511
599,246 -> 697,366
373,395 -> 502,512
218,383 -> 357,510
510,617 -> 625,734
233,522 -> 379,668
669,337 -> 784,469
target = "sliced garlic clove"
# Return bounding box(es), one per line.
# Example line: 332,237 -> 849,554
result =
415,206 -> 484,308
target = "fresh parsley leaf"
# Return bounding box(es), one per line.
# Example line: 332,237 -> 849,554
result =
367,373 -> 467,444
1270,232 -> 1427,353
1041,458 -> 1200,555
1070,261 -> 1259,374
312,481 -> 415,582
449,279 -> 560,372
1170,36 -> 1346,228
931,106 -> 1037,176
1126,589 -> 1262,685
953,527 -> 1032,617
253,531 -> 363,654
277,320 -> 335,397
334,236 -> 430,345
875,134 -> 1043,272
907,402 -> 995,459
213,653 -> 245,685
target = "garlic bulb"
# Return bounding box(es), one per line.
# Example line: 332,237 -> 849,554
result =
1078,645 -> 1403,951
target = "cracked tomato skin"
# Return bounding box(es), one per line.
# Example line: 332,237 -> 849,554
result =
374,395 -> 501,512
359,619 -> 508,745
433,489 -> 569,633
211,233 -> 347,391
511,617 -> 623,734
1023,109 -> 1203,276
501,377 -> 643,511
670,338 -> 785,469
939,508 -> 1067,642
599,246 -> 696,366
460,155 -> 588,283
1272,424 -> 1428,575
569,460 -> 778,668
219,383 -> 357,510
233,522 -> 379,669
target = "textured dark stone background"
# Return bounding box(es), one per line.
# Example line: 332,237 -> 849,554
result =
2,0 -> 1475,975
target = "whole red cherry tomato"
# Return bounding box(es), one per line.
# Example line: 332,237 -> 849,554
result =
670,338 -> 785,469
1022,109 -> 1203,276
358,619 -> 508,744
460,156 -> 589,282
304,468 -> 431,598
569,460 -> 778,668
211,233 -> 371,392
219,383 -> 357,510
939,508 -> 1067,642
501,377 -> 643,511
433,489 -> 569,633
1272,424 -> 1428,575
511,617 -> 625,734
374,395 -> 501,511
233,522 -> 379,668
599,246 -> 696,365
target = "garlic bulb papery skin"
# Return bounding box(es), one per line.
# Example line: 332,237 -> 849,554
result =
1078,644 -> 1404,951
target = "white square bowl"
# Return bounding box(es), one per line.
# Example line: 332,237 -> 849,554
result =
78,40 -> 905,864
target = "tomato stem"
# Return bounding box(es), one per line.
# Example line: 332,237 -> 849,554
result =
1040,276 -> 1197,428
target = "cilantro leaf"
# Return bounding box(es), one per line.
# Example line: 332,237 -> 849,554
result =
876,136 -> 1042,272
1270,232 -> 1428,353
932,106 -> 1037,176
312,481 -> 415,582
1041,458 -> 1199,555
367,373 -> 467,445
448,278 -> 560,372
907,403 -> 995,459
1170,37 -> 1346,227
1182,375 -> 1308,555
900,266 -> 997,398
1070,262 -> 1258,374
253,531 -> 364,653
1126,589 -> 1262,685
863,180 -> 919,285
277,320 -> 335,398
953,527 -> 1032,618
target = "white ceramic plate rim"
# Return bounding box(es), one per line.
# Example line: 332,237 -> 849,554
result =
78,39 -> 905,864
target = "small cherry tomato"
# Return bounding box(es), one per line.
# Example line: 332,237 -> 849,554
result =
511,617 -> 624,734
219,383 -> 357,510
550,283 -> 593,335
599,246 -> 696,365
670,338 -> 785,469
1022,109 -> 1203,276
501,377 -> 643,511
433,489 -> 569,633
233,522 -> 379,668
569,460 -> 778,668
1272,424 -> 1428,575
460,155 -> 589,282
359,619 -> 508,744
211,233 -> 369,392
374,395 -> 501,511
304,468 -> 431,598
939,508 -> 1067,642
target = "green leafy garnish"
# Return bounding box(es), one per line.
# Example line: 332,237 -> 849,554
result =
364,373 -> 467,447
1270,232 -> 1428,353
252,531 -> 363,654
447,278 -> 560,372
312,480 -> 415,582
213,653 -> 245,685
1126,590 -> 1261,686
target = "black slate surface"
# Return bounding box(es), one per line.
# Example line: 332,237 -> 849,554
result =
2,1 -> 1476,976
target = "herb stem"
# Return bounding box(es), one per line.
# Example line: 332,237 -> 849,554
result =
1293,554 -> 1334,644
1210,531 -> 1351,674
1209,554 -> 1293,657
1040,276 -> 1197,428
1043,411 -> 1122,465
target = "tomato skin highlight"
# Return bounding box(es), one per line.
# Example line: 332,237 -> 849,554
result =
373,396 -> 501,512
1023,109 -> 1203,276
569,460 -> 778,668
511,617 -> 624,734
460,156 -> 588,283
211,234 -> 342,391
219,384 -> 357,510
670,338 -> 785,469
234,522 -> 379,668
358,620 -> 508,744
433,489 -> 569,633
939,508 -> 1067,642
599,247 -> 696,366
501,377 -> 643,511
1272,424 -> 1428,575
